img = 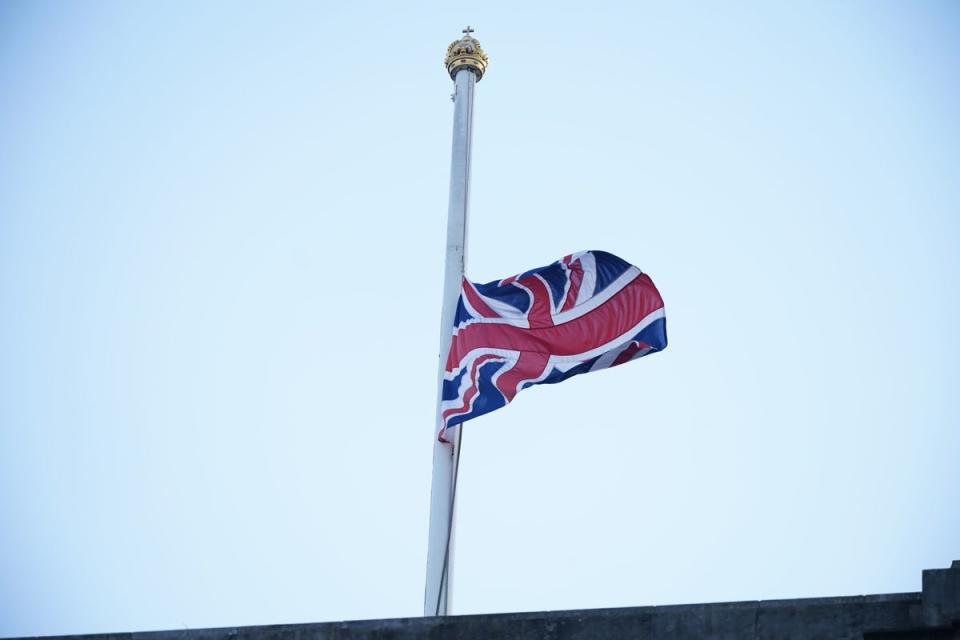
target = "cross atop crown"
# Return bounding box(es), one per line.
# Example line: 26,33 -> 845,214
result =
462,26 -> 474,36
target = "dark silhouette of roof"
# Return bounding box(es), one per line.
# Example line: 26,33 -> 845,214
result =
8,561 -> 959,640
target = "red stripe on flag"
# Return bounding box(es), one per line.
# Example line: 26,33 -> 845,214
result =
462,278 -> 499,318
447,273 -> 663,372
518,275 -> 555,328
612,341 -> 645,367
493,351 -> 550,403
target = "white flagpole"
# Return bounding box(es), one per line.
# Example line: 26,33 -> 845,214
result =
424,28 -> 489,618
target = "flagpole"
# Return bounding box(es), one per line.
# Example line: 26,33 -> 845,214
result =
425,28 -> 489,617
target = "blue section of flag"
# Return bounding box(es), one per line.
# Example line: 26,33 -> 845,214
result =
453,298 -> 473,329
537,262 -> 569,308
635,316 -> 668,351
445,360 -> 507,428
474,280 -> 529,313
524,357 -> 599,389
442,367 -> 468,402
591,250 -> 631,295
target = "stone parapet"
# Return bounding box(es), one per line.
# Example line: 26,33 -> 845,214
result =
8,561 -> 959,640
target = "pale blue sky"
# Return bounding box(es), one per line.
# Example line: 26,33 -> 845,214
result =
1,1 -> 958,637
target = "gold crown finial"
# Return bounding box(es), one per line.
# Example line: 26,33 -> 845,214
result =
445,27 -> 488,81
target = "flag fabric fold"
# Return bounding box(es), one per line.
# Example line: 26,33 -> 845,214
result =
439,250 -> 667,442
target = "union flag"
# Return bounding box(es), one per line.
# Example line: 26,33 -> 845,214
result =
439,250 -> 667,442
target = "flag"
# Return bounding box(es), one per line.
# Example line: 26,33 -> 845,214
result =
439,250 -> 667,442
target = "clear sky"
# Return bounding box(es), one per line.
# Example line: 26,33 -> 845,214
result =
1,1 -> 958,637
